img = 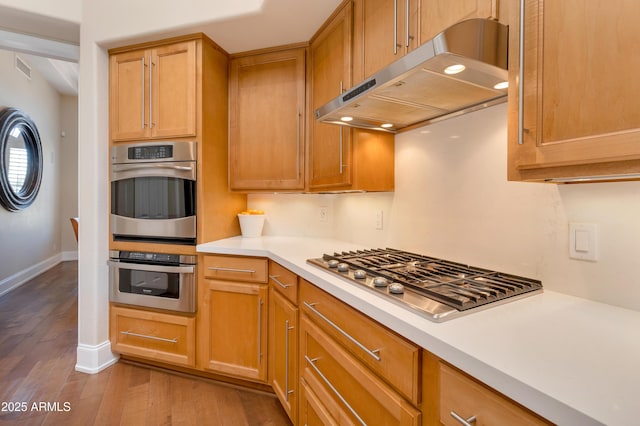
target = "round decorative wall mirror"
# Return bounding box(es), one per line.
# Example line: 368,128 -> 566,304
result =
0,107 -> 43,211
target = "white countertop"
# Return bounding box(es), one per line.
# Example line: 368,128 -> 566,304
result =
198,236 -> 640,426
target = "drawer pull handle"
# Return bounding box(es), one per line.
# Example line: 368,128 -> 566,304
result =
450,411 -> 477,426
120,330 -> 177,343
269,274 -> 292,289
303,302 -> 381,362
305,355 -> 366,426
208,266 -> 256,274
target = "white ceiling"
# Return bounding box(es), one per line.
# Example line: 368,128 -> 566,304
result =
0,0 -> 344,96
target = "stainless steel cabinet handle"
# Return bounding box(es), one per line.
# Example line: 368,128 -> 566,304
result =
296,108 -> 301,179
207,266 -> 256,274
284,319 -> 295,401
339,81 -> 344,175
405,0 -> 410,47
141,56 -> 146,129
269,275 -> 292,289
518,0 -> 525,145
303,302 -> 381,361
257,298 -> 264,363
305,355 -> 366,426
450,411 -> 477,426
120,330 -> 177,343
149,54 -> 154,129
393,0 -> 398,55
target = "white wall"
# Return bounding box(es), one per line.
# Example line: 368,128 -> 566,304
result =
0,50 -> 62,291
60,95 -> 79,254
251,103 -> 640,312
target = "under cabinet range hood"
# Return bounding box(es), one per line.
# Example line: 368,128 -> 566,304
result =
314,18 -> 509,133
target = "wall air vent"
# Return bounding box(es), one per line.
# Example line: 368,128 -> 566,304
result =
15,54 -> 32,80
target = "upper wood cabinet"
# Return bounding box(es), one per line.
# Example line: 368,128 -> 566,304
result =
110,40 -> 197,141
308,2 -> 354,190
508,0 -> 640,182
420,0 -> 498,41
309,1 -> 395,192
353,0 -> 418,79
352,0 -> 497,80
229,48 -> 306,191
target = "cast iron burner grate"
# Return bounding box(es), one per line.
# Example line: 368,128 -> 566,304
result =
307,248 -> 542,321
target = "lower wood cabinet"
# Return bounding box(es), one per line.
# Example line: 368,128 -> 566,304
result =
110,304 -> 196,367
269,284 -> 298,423
300,315 -> 422,425
438,363 -> 551,426
198,255 -> 269,382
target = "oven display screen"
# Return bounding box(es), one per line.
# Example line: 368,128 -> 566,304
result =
128,145 -> 174,160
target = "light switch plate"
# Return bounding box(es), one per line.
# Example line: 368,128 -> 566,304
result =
569,222 -> 598,261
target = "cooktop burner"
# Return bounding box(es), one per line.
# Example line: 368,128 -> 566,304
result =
307,248 -> 543,322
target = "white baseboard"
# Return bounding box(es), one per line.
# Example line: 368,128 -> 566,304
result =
75,341 -> 119,374
0,253 -> 63,298
62,250 -> 78,261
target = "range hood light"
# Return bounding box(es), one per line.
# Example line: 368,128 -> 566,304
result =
381,123 -> 394,129
444,64 -> 466,75
494,81 -> 509,90
340,116 -> 353,122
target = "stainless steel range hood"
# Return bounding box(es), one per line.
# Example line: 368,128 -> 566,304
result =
314,18 -> 509,133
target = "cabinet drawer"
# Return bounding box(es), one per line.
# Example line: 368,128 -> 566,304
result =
202,255 -> 267,283
269,260 -> 298,303
110,305 -> 195,367
301,316 -> 421,426
440,363 -> 550,426
300,280 -> 420,404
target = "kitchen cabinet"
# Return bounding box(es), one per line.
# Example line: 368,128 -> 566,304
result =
300,315 -> 421,425
438,362 -> 550,425
299,279 -> 421,424
352,0 -> 497,80
420,0 -> 498,41
268,261 -> 299,423
508,0 -> 640,182
352,0 -> 418,80
110,305 -> 196,367
198,255 -> 268,382
109,40 -> 196,141
309,1 -> 395,192
229,47 -> 306,191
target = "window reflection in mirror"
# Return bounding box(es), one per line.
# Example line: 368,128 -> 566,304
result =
6,127 -> 29,193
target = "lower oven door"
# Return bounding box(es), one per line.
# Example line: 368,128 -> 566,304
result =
108,260 -> 196,313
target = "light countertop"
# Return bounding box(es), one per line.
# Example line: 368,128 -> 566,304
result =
198,236 -> 640,426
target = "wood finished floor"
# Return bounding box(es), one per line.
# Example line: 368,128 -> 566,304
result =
0,261 -> 291,425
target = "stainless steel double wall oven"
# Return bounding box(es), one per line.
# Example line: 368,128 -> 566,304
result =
109,140 -> 198,313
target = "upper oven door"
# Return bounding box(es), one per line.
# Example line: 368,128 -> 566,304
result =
110,161 -> 197,243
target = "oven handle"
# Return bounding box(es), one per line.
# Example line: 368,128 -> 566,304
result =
108,260 -> 195,274
110,162 -> 197,182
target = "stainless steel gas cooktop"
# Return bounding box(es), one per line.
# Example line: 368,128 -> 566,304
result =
307,248 -> 543,322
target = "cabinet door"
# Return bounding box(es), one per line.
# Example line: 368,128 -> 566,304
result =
110,49 -> 149,140
355,0 -> 411,79
269,288 -> 298,423
229,48 -> 305,191
201,280 -> 268,382
150,41 -> 197,138
419,0 -> 497,42
509,0 -> 640,181
309,3 -> 353,189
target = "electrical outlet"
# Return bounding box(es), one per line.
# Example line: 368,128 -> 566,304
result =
319,207 -> 328,222
375,210 -> 383,230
